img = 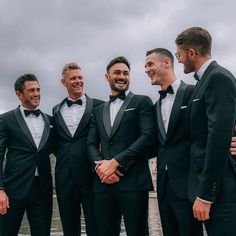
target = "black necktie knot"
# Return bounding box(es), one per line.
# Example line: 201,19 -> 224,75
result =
24,109 -> 41,117
109,91 -> 126,102
193,72 -> 200,81
66,98 -> 83,107
159,85 -> 174,100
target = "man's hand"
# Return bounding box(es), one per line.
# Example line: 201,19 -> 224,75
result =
102,173 -> 120,184
230,126 -> 236,155
193,198 -> 211,221
95,159 -> 121,182
0,190 -> 9,215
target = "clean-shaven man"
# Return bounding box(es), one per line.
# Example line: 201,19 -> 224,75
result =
53,62 -> 104,236
145,48 -> 203,236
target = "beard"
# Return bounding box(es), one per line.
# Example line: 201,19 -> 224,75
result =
183,57 -> 195,74
110,82 -> 129,93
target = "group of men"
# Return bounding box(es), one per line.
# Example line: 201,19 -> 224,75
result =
0,26 -> 236,236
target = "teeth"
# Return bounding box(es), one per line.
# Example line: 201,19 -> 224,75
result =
116,81 -> 125,84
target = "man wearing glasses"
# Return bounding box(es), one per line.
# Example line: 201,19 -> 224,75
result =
175,26 -> 236,236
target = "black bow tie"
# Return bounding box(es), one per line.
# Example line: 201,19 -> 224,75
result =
66,99 -> 83,107
193,72 -> 200,81
109,92 -> 126,102
24,109 -> 41,117
159,85 -> 174,100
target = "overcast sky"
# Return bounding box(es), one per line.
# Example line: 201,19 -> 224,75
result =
0,0 -> 236,114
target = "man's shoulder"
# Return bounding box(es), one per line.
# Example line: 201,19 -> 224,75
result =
0,108 -> 17,119
132,93 -> 153,105
91,98 -> 104,107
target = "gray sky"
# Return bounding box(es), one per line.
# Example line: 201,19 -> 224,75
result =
0,0 -> 236,114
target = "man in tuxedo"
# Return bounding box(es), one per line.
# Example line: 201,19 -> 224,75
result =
53,62 -> 104,236
145,48 -> 203,236
87,56 -> 155,236
175,26 -> 236,235
0,74 -> 54,236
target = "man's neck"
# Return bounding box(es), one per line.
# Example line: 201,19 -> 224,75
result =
68,93 -> 84,100
195,55 -> 211,72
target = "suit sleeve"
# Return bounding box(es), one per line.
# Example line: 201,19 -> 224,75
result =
114,96 -> 155,167
87,112 -> 103,170
198,72 -> 236,201
0,116 -> 8,188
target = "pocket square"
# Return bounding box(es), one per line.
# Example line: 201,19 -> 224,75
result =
193,98 -> 200,102
180,105 -> 187,109
125,108 -> 135,112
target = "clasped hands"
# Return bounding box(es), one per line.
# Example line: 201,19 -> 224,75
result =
95,159 -> 124,184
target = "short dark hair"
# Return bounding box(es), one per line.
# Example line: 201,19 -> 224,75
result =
106,56 -> 130,72
175,27 -> 212,56
146,48 -> 174,64
62,62 -> 81,76
14,74 -> 39,92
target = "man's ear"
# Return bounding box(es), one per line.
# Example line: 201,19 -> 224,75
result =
16,91 -> 22,100
105,73 -> 109,82
61,78 -> 65,86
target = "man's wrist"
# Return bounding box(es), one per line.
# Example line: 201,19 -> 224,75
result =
197,196 -> 212,204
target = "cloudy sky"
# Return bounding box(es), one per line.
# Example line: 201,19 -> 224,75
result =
0,0 -> 235,114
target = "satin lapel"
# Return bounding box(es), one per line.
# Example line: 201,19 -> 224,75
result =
166,81 -> 187,140
13,107 -> 36,148
186,61 -> 218,133
110,92 -> 135,138
103,101 -> 111,137
74,95 -> 93,138
38,113 -> 50,151
189,61 -> 218,105
155,100 -> 166,141
54,99 -> 72,138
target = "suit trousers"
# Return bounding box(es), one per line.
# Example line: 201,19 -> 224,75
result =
0,177 -> 52,236
94,186 -> 149,236
56,172 -> 96,236
204,201 -> 236,236
158,172 -> 203,236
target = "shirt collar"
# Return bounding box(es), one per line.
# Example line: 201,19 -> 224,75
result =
196,59 -> 214,80
67,94 -> 86,103
20,105 -> 40,117
170,79 -> 181,94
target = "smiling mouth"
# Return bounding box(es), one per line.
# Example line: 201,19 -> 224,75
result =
148,73 -> 154,79
73,84 -> 82,88
115,79 -> 126,85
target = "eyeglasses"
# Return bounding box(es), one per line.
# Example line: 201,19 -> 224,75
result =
175,49 -> 199,61
175,53 -> 180,61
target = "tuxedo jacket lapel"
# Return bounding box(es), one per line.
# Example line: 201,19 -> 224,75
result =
102,92 -> 135,138
38,113 -> 50,151
110,92 -> 135,138
14,107 -> 37,149
103,101 -> 112,137
166,81 -> 187,140
186,61 -> 218,131
155,100 -> 166,141
54,98 -> 72,138
73,95 -> 93,138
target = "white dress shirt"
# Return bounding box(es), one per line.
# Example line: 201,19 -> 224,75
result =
110,91 -> 129,127
195,58 -> 213,80
160,79 -> 181,132
20,106 -> 45,176
60,95 -> 86,136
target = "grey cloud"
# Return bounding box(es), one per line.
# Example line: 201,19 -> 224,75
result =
0,0 -> 236,114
